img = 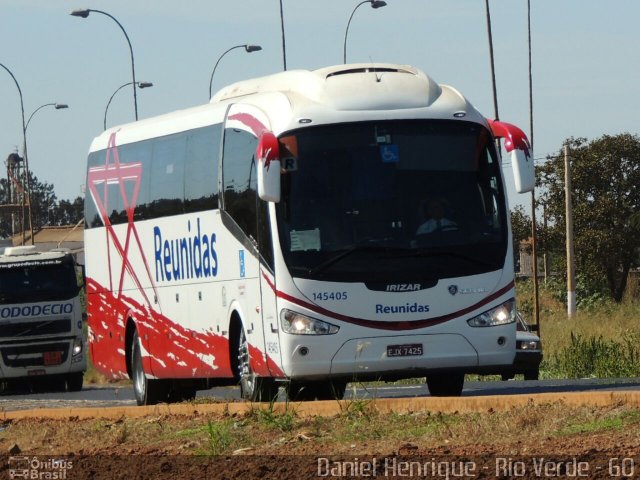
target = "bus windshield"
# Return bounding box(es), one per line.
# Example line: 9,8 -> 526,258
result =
0,259 -> 79,303
275,120 -> 508,283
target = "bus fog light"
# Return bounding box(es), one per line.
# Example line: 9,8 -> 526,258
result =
518,340 -> 540,350
467,300 -> 515,327
280,309 -> 339,335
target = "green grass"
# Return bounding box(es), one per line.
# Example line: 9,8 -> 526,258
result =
556,409 -> 640,436
516,279 -> 640,379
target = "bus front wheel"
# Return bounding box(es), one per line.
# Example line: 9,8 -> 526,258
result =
426,373 -> 464,397
236,326 -> 278,402
66,372 -> 83,392
131,329 -> 168,405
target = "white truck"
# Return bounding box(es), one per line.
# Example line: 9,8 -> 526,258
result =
0,246 -> 86,391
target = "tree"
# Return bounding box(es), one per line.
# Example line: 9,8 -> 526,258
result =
51,197 -> 84,226
28,172 -> 57,231
538,134 -> 640,302
510,205 -> 532,271
511,205 -> 532,250
0,166 -> 86,238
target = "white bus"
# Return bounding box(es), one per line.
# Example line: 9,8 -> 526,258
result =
84,63 -> 534,405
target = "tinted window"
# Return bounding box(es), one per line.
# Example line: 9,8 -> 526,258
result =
85,124 -> 221,229
185,124 -> 221,212
148,134 -> 186,218
222,128 -> 258,242
275,120 -> 507,282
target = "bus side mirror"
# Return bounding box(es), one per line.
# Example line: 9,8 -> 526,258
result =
256,131 -> 281,202
488,120 -> 534,193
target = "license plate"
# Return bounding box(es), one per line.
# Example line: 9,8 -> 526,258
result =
387,343 -> 423,357
43,351 -> 62,366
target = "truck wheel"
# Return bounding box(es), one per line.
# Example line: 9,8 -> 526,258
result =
131,330 -> 167,405
66,372 -> 84,392
237,326 -> 278,402
426,373 -> 464,397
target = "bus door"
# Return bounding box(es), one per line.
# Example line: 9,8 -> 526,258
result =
222,104 -> 283,377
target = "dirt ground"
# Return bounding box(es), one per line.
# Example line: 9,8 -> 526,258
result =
0,400 -> 639,479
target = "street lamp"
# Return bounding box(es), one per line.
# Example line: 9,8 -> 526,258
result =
208,44 -> 262,99
70,8 -> 140,121
26,103 -> 69,132
343,0 -> 387,64
104,81 -> 152,130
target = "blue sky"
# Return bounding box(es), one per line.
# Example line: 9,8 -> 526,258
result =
1,0 -> 639,210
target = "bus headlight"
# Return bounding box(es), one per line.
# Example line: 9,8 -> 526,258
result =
467,300 -> 515,327
72,337 -> 83,356
280,309 -> 339,335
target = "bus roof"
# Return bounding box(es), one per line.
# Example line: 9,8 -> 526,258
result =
89,63 -> 485,152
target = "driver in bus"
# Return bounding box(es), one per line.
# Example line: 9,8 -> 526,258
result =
416,197 -> 458,235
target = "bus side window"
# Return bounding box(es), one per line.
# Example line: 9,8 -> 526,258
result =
222,128 -> 258,243
149,135 -> 186,218
184,124 -> 221,213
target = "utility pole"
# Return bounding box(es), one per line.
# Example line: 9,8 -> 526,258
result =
527,0 -> 540,333
564,145 -> 576,316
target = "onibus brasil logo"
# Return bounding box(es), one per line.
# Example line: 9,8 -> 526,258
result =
8,456 -> 73,479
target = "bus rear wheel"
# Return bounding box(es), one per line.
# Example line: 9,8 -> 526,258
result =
237,327 -> 278,402
131,330 -> 168,405
426,373 -> 464,397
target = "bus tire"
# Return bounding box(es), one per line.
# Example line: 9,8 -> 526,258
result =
131,329 -> 168,405
426,373 -> 464,397
66,372 -> 83,392
237,326 -> 278,402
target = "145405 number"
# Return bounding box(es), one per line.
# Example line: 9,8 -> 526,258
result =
312,291 -> 348,301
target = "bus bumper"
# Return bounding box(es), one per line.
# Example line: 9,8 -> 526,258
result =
0,336 -> 87,380
282,333 -> 511,381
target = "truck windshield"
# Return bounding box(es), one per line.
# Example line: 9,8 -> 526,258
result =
0,259 -> 79,302
275,120 -> 507,283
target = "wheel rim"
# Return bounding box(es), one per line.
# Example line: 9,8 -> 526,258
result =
133,338 -> 146,400
237,329 -> 254,397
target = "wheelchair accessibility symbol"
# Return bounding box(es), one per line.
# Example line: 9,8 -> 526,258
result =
380,144 -> 400,163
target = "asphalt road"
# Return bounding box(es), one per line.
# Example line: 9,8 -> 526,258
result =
1,378 -> 640,412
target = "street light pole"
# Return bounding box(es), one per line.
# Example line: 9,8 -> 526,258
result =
70,8 -> 139,120
526,0 -> 541,334
208,44 -> 262,99
484,0 -> 499,121
23,102 -> 69,244
343,0 -> 387,64
0,62 -> 30,245
279,0 -> 287,71
104,82 -> 152,130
